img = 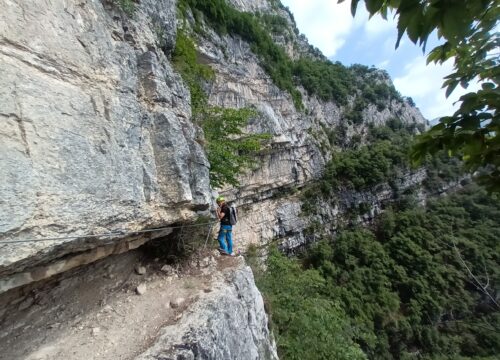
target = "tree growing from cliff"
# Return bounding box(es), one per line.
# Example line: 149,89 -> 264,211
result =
202,107 -> 271,188
172,30 -> 270,188
341,0 -> 499,191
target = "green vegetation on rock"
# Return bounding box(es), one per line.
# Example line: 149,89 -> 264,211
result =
113,0 -> 135,16
305,119 -> 464,202
202,107 -> 271,188
177,0 -> 303,109
172,30 -> 214,111
306,120 -> 413,198
293,58 -> 353,105
172,30 -> 269,188
178,0 -> 402,110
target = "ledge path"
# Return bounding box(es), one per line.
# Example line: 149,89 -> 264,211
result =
0,249 -> 250,360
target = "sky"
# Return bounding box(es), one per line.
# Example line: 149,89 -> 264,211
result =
280,0 -> 478,121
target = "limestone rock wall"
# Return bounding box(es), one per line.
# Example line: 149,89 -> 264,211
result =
136,266 -> 279,360
0,0 -> 431,358
234,169 -> 429,254
198,31 -> 325,203
194,2 -> 425,205
193,1 -> 427,252
0,0 -> 211,275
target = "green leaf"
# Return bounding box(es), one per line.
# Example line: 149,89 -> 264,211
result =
445,81 -> 459,98
406,17 -> 421,43
365,0 -> 384,15
350,0 -> 361,16
440,5 -> 470,43
395,15 -> 409,48
482,82 -> 495,90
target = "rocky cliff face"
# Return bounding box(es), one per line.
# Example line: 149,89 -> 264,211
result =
1,0 -> 428,358
0,0 -> 210,278
0,0 -> 426,286
195,2 -> 427,252
137,266 -> 278,360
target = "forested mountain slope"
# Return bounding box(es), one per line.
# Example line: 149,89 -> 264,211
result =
255,120 -> 499,359
258,183 -> 500,359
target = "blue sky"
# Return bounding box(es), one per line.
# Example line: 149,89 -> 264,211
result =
281,0 -> 479,121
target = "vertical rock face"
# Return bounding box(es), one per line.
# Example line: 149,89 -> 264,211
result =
0,0 -> 428,276
0,0 -> 210,274
136,266 -> 279,360
199,32 -> 326,201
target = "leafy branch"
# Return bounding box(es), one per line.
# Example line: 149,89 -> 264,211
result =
172,29 -> 270,189
342,0 -> 500,191
201,107 -> 271,188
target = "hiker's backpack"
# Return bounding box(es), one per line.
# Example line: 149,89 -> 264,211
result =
229,205 -> 238,225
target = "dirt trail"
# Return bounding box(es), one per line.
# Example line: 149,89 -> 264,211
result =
0,248 -> 242,360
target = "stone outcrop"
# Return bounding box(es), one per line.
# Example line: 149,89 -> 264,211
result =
0,0 -> 429,287
136,266 -> 278,360
0,0 -> 210,277
233,168 -> 430,254
194,1 -> 427,252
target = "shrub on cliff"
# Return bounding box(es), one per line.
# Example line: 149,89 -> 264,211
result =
172,30 -> 214,111
112,0 -> 135,16
202,107 -> 270,188
172,30 -> 269,188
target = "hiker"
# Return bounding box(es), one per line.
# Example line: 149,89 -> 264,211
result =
216,196 -> 233,256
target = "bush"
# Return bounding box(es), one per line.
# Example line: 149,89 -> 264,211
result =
113,0 -> 135,16
202,107 -> 270,188
173,31 -> 269,188
172,30 -> 214,111
293,59 -> 353,104
257,248 -> 366,360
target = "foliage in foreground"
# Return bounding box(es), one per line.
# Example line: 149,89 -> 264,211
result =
258,186 -> 500,359
342,0 -> 500,191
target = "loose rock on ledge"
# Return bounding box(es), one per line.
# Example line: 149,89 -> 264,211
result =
136,284 -> 147,295
135,265 -> 147,275
170,297 -> 185,309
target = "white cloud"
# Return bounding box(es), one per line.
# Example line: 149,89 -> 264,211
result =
382,36 -> 397,53
281,1 -> 399,57
377,59 -> 390,69
394,57 -> 481,120
281,0 -> 361,57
